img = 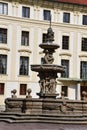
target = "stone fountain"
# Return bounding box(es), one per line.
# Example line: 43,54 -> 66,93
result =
31,25 -> 65,98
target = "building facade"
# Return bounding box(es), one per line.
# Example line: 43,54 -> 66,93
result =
0,0 -> 87,109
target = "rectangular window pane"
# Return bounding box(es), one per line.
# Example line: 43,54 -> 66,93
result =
26,8 -> 29,17
83,15 -> 87,25
0,3 -> 3,14
20,84 -> 27,95
0,55 -> 7,74
43,10 -> 51,21
62,86 -> 68,97
21,31 -> 29,46
0,83 -> 4,95
80,61 -> 87,79
0,3 -> 8,15
4,3 -> 8,15
42,33 -> 47,43
19,56 -> 29,75
81,38 -> 87,51
63,12 -> 70,23
22,6 -> 30,18
62,36 -> 69,49
61,60 -> 69,78
0,28 -> 7,43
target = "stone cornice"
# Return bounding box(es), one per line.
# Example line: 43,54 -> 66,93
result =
2,0 -> 87,12
1,15 -> 87,31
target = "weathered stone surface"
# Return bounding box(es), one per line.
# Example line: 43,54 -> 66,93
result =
4,98 -> 87,115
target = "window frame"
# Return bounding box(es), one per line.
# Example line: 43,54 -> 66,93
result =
61,86 -> 68,97
20,84 -> 27,95
63,12 -> 70,23
21,31 -> 29,46
80,61 -> 87,79
81,37 -> 87,51
0,55 -> 7,74
0,28 -> 7,44
22,6 -> 30,18
19,56 -> 29,76
43,10 -> 51,21
83,15 -> 87,25
62,36 -> 69,50
0,2 -> 8,15
61,59 -> 69,78
0,83 -> 4,95
42,33 -> 47,43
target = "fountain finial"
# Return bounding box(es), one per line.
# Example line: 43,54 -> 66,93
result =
47,14 -> 54,43
50,14 -> 52,28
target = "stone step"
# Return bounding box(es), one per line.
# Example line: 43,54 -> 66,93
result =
0,113 -> 87,123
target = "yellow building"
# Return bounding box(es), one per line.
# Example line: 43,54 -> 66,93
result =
0,0 -> 87,110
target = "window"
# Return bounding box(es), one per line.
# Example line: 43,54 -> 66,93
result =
0,28 -> 7,43
42,33 -> 47,43
21,31 -> 29,46
61,86 -> 68,97
81,38 -> 87,51
19,56 -> 29,75
22,6 -> 30,18
80,61 -> 87,79
20,84 -> 27,95
63,12 -> 70,23
61,59 -> 69,78
0,55 -> 7,74
0,83 -> 4,95
62,36 -> 69,50
43,10 -> 51,21
0,2 -> 8,15
83,15 -> 87,25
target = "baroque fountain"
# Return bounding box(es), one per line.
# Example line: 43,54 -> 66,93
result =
1,23 -> 87,124
31,25 -> 64,98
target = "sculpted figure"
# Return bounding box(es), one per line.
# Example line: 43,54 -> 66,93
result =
50,79 -> 56,93
26,88 -> 32,98
39,79 -> 45,93
47,27 -> 54,42
11,89 -> 17,98
45,77 -> 50,93
44,50 -> 54,64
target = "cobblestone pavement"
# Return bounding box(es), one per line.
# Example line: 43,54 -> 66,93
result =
0,122 -> 87,130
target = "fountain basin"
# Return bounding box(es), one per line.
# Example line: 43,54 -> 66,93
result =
31,64 -> 65,73
39,43 -> 60,50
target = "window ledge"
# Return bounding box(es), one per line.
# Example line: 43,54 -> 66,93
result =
59,50 -> 71,57
0,46 -> 10,51
18,75 -> 30,78
58,78 -> 87,82
0,74 -> 8,78
18,49 -> 32,53
79,52 -> 87,58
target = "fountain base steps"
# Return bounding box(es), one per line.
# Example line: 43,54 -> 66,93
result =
1,112 -> 87,124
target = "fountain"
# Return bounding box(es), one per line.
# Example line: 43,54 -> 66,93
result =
31,22 -> 65,98
1,20 -> 87,124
